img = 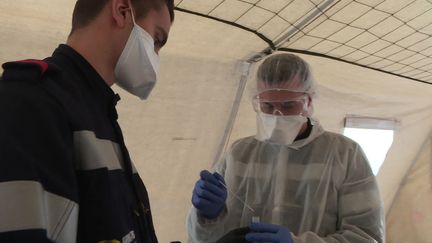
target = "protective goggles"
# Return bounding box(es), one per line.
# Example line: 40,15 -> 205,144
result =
252,90 -> 309,116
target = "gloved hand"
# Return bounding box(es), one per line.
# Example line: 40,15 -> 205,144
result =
215,227 -> 250,243
245,222 -> 293,243
192,170 -> 227,219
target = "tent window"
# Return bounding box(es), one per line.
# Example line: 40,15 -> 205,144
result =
343,116 -> 398,175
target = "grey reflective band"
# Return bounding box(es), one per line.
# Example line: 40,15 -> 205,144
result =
74,130 -> 137,173
0,181 -> 78,243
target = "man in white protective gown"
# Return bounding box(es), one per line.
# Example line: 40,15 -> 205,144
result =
187,53 -> 385,243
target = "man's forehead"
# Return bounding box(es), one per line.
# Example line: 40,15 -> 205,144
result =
152,4 -> 172,26
139,5 -> 171,25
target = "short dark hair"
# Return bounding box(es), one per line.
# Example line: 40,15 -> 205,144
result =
70,0 -> 174,33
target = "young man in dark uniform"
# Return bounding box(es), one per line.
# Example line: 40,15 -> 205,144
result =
0,0 -> 174,242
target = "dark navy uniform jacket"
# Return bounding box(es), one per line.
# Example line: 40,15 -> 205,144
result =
0,44 -> 158,243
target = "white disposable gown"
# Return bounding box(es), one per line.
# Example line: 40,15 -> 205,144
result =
187,121 -> 384,243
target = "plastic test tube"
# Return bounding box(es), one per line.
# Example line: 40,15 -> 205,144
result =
252,216 -> 260,243
252,216 -> 260,223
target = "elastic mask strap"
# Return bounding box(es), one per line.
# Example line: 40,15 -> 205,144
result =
302,96 -> 311,116
128,1 -> 137,25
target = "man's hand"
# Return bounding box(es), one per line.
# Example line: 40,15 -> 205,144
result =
192,170 -> 227,219
246,222 -> 293,243
216,227 -> 250,243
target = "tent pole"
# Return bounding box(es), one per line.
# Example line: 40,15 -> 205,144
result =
211,50 -> 272,167
211,60 -> 251,167
272,0 -> 337,49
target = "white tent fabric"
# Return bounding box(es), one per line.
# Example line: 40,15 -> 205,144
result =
175,0 -> 432,84
386,134 -> 432,243
1,1 -> 432,243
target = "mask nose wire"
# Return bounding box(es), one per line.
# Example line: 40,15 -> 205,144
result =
273,109 -> 283,116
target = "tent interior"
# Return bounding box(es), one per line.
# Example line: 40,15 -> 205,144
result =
1,0 -> 431,242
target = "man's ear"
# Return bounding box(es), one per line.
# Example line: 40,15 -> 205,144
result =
111,0 -> 132,28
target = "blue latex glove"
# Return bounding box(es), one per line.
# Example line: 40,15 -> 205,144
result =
245,222 -> 293,243
192,170 -> 227,219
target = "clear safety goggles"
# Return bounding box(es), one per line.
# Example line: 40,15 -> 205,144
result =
252,90 -> 309,116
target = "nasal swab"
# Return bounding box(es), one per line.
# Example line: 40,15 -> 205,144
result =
219,181 -> 255,213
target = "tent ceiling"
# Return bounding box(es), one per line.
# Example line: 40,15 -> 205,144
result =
175,0 -> 432,85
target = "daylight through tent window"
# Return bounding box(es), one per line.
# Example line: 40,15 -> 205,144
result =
344,116 -> 397,175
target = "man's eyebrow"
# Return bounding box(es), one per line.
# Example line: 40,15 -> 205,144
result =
156,26 -> 168,46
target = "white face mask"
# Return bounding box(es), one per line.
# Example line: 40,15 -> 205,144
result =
256,113 -> 307,145
114,10 -> 160,100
